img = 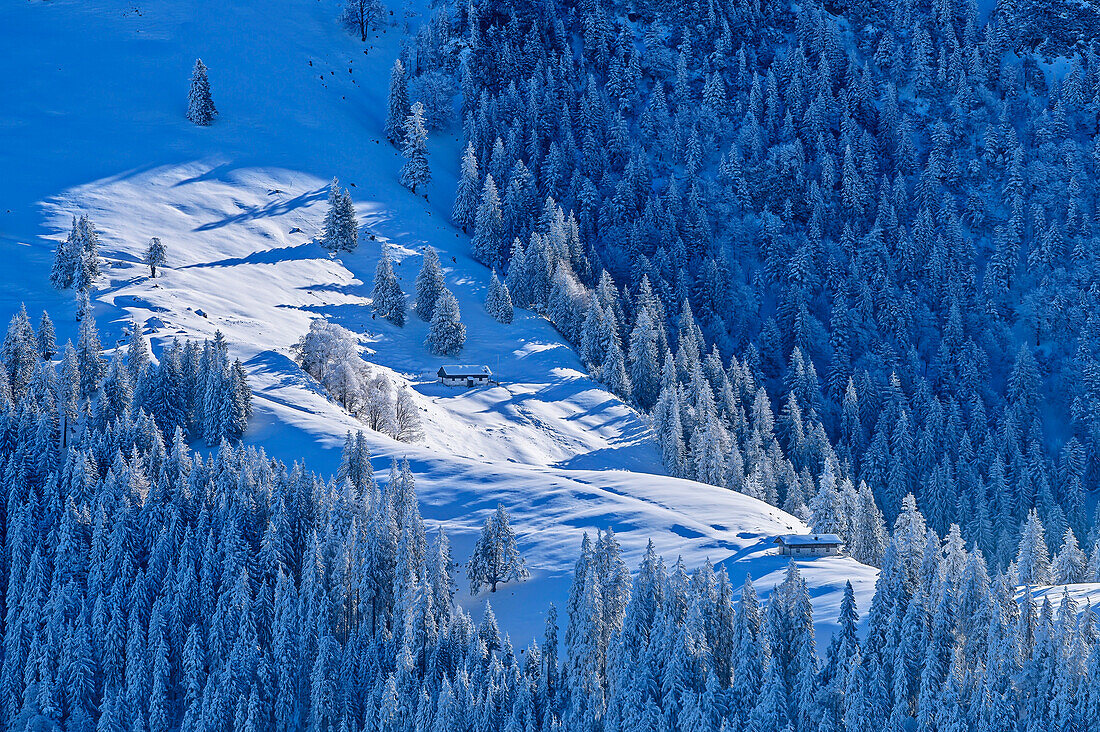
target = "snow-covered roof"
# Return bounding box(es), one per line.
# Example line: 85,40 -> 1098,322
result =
438,365 -> 492,378
774,534 -> 843,547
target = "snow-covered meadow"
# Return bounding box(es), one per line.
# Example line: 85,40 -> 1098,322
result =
0,0 -> 885,647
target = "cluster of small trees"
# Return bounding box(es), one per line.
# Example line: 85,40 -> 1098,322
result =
387,63 -> 434,194
321,177 -> 359,254
370,245 -> 474,356
2,304 -> 251,447
293,317 -> 423,442
50,214 -> 101,317
1013,507 -> 1100,585
51,217 -> 170,313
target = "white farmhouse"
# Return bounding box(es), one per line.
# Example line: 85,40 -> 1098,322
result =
774,534 -> 844,557
437,364 -> 493,387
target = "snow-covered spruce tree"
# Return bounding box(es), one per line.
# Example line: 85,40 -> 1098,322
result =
414,247 -> 446,322
1,304 -> 36,400
53,214 -> 100,294
1016,508 -> 1052,585
848,480 -> 887,567
76,313 -> 107,400
186,59 -> 217,125
1052,528 -> 1087,584
452,143 -> 480,232
400,102 -> 431,193
468,503 -> 529,594
471,175 -> 502,267
320,178 -> 342,253
37,311 -> 56,360
337,187 -> 358,252
75,288 -> 91,321
145,236 -> 167,278
371,247 -> 406,326
50,216 -> 78,290
341,0 -> 385,42
484,270 -> 513,324
626,309 -> 659,411
601,339 -> 631,401
320,178 -> 359,253
385,59 -> 410,145
126,320 -> 151,385
426,288 -> 465,356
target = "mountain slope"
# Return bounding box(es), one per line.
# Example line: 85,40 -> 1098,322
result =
0,0 -> 877,644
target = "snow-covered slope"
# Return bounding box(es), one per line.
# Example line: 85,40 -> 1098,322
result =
0,0 -> 878,645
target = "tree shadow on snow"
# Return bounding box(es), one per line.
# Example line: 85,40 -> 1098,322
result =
192,186 -> 328,232
178,240 -> 321,269
243,349 -> 329,402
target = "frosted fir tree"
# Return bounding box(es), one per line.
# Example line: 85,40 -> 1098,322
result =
337,188 -> 358,251
426,289 -> 465,356
76,314 -> 107,399
414,247 -> 446,322
1,305 -> 36,400
399,102 -> 431,194
468,503 -> 529,594
53,214 -> 100,294
75,288 -> 91,322
385,60 -> 410,145
484,270 -> 513,324
186,59 -> 217,125
370,249 -> 406,326
452,143 -> 480,232
320,179 -> 359,253
50,216 -> 79,290
808,461 -> 847,538
1016,509 -> 1052,585
627,309 -> 659,411
126,321 -> 151,386
471,175 -> 503,266
848,480 -> 887,567
601,339 -> 632,401
320,178 -> 342,253
145,237 -> 167,278
37,311 -> 56,360
1052,528 -> 1087,584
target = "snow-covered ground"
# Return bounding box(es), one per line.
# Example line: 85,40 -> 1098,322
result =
0,0 -> 880,645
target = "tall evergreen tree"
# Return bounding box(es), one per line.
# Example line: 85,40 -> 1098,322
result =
385,60 -> 410,145
187,59 -> 217,125
371,247 -> 407,326
415,247 -> 447,322
400,102 -> 431,193
484,270 -> 514,324
471,175 -> 503,267
468,503 -> 529,594
452,144 -> 480,232
426,289 -> 465,356
145,237 -> 167,278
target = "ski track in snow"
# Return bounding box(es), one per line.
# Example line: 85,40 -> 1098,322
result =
0,0 -> 890,645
